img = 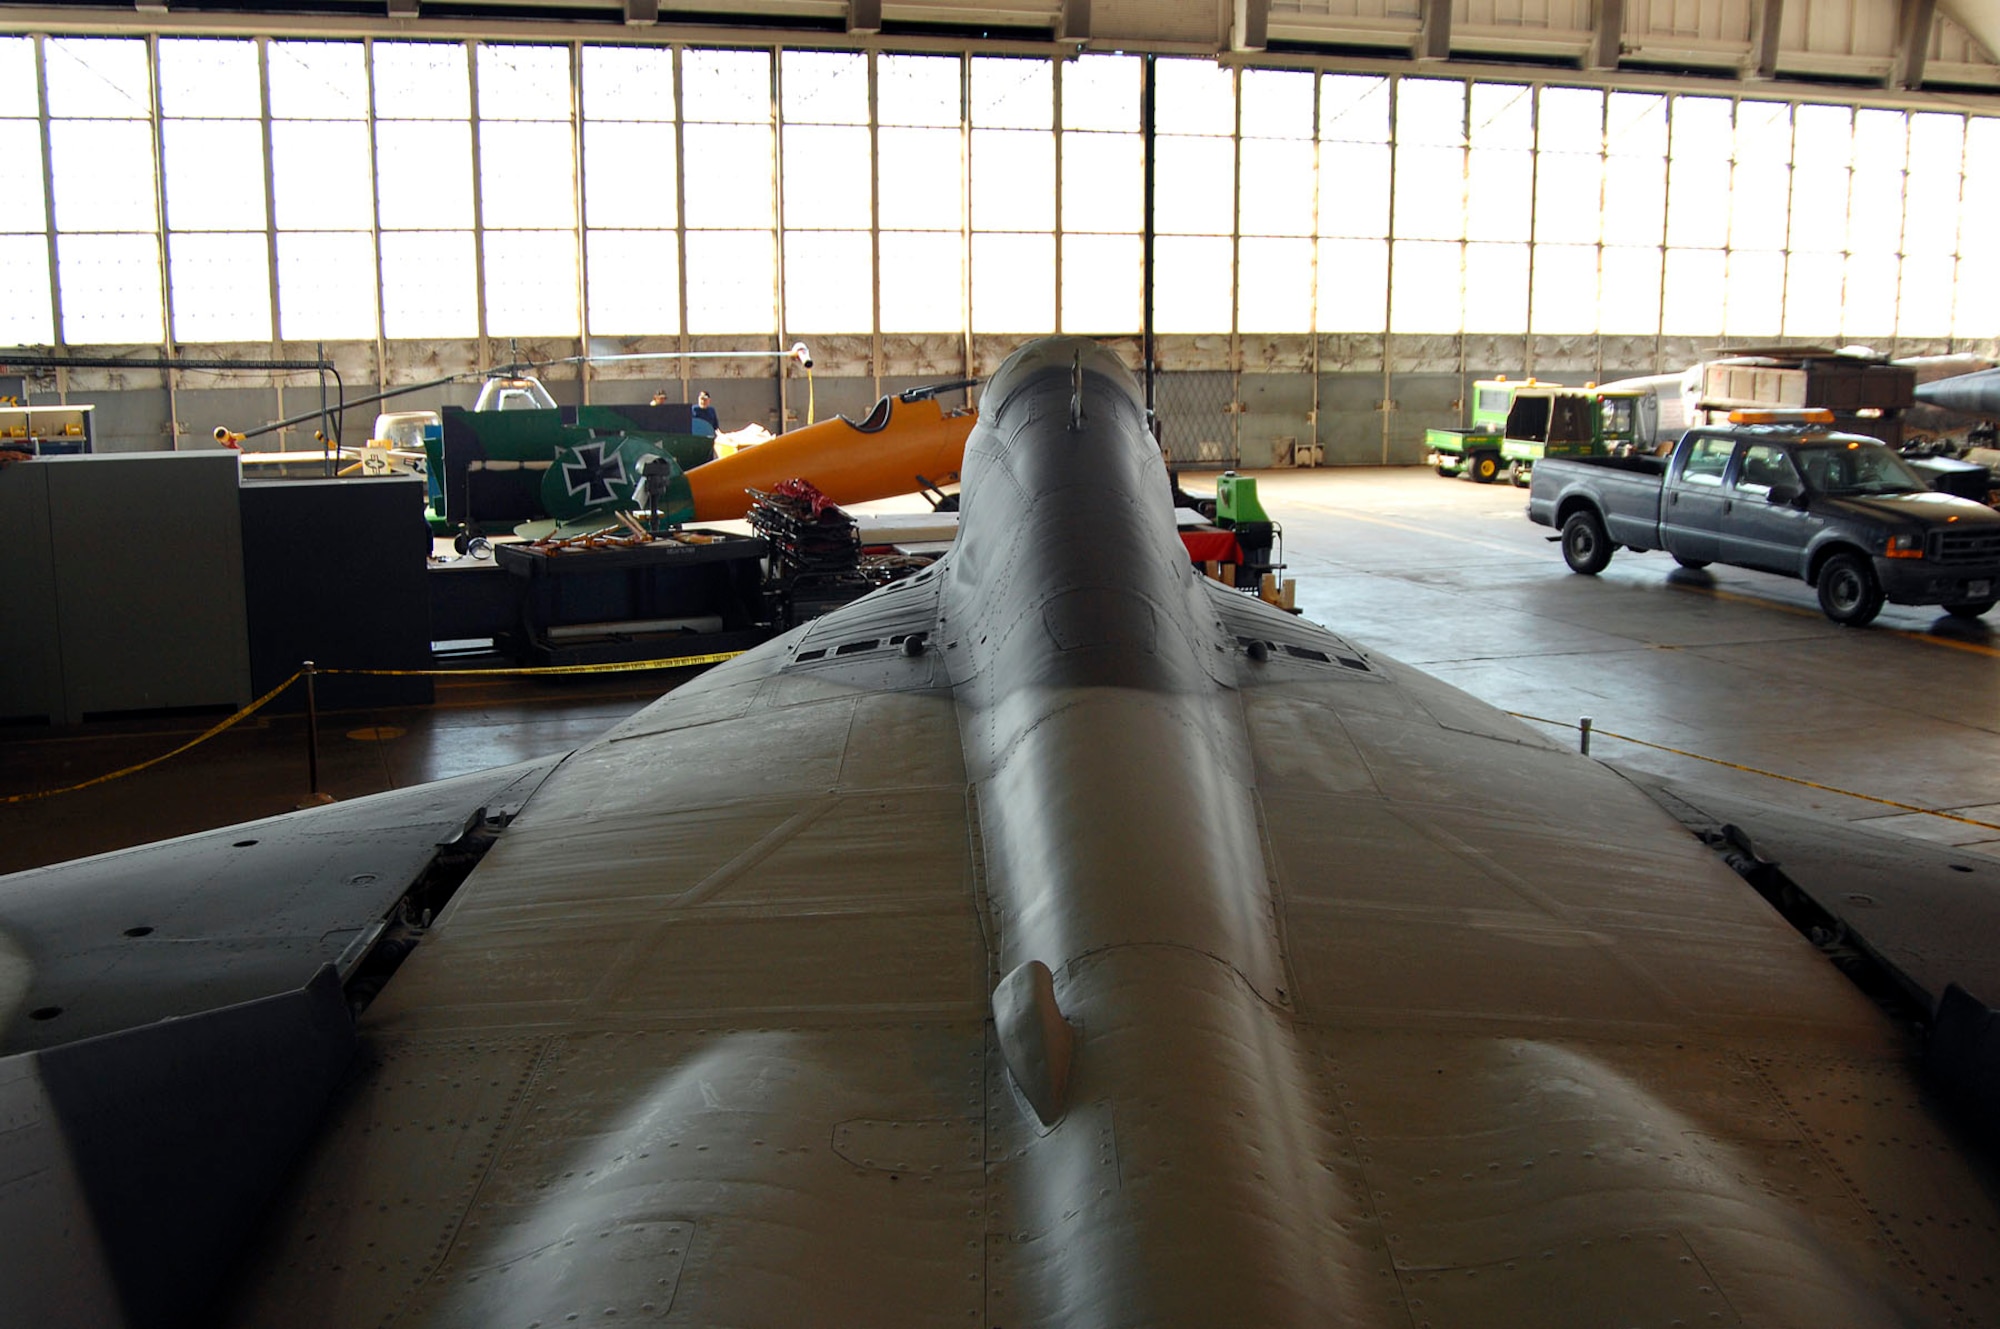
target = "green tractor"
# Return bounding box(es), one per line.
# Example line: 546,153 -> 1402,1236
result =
1497,385 -> 1647,488
1426,378 -> 1529,484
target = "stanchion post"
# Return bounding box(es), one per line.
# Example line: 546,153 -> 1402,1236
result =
1579,716 -> 1593,756
304,660 -> 320,795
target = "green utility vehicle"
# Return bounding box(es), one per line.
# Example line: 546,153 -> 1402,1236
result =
1425,378 -> 1523,483
1498,386 -> 1649,488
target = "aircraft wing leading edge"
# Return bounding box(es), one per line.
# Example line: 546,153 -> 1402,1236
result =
3,337 -> 1995,1326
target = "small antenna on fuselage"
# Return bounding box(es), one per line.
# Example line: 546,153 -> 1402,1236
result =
1069,351 -> 1086,432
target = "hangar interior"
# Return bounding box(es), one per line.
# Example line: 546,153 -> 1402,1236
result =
7,4 -> 2000,1325
0,0 -> 1996,469
3,7 -> 1998,881
0,9 -> 1995,762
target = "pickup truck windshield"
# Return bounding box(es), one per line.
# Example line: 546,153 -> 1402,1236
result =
1794,441 -> 1928,497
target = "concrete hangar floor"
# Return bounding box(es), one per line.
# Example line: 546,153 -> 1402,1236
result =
4,464 -> 1997,878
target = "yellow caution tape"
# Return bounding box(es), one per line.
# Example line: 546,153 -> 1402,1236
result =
1510,711 -> 2000,835
2,651 -> 748,803
2,670 -> 303,804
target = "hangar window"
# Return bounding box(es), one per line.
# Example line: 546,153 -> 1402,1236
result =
0,38 -> 52,344
582,45 -> 678,336
1061,54 -> 1140,334
160,39 -> 271,343
1842,108 -> 1907,338
1784,103 -> 1849,337
46,37 -> 163,344
1957,118 -> 2000,339
680,49 -> 776,334
5,34 -> 1993,358
878,54 -> 965,334
1723,100 -> 1789,337
1529,88 -> 1601,335
782,50 -> 873,334
1598,92 -> 1666,335
477,44 -> 579,337
1153,59 -> 1234,334
1388,78 -> 1465,334
1464,83 -> 1530,333
1315,74 -> 1388,334
969,58 -> 1054,331
373,42 -> 473,339
1237,68 -> 1315,334
1899,113 -> 1964,338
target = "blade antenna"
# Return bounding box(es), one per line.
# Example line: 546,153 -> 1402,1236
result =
1069,351 -> 1086,432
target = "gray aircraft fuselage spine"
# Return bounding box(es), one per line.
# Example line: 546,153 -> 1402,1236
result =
940,338 -> 1341,1323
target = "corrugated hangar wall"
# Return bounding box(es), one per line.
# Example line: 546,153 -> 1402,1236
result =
0,1 -> 1996,467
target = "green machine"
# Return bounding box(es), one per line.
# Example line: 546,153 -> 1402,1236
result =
426,377 -> 716,543
1425,378 -> 1526,483
1213,471 -> 1282,593
1497,386 -> 1647,488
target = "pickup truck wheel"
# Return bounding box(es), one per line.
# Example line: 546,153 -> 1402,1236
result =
1560,510 -> 1613,575
1469,454 -> 1500,484
1816,552 -> 1884,626
1672,555 -> 1710,570
1944,599 -> 1996,620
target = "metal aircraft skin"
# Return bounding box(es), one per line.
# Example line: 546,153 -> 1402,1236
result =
1915,364 -> 2000,419
5,337 -> 1999,1327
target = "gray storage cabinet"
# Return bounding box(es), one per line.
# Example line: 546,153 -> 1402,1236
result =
1,452 -> 251,724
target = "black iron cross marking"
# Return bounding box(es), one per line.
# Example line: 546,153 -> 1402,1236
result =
561,442 -> 627,505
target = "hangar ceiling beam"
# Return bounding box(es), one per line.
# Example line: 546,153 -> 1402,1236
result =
1417,0 -> 1451,61
1587,0 -> 1624,71
1059,0 -> 1090,43
849,0 -> 881,34
1232,0 -> 1269,54
626,0 -> 659,24
1891,0 -> 1939,89
1747,0 -> 1784,79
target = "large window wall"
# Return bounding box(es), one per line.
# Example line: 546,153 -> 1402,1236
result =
0,33 -> 1995,348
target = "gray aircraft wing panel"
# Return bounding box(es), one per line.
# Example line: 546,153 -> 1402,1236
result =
768,570 -> 947,695
215,645 -> 993,1328
1245,679 -> 2000,1324
0,756 -> 561,1055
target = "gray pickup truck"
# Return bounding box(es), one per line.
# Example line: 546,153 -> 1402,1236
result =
1528,420 -> 2000,625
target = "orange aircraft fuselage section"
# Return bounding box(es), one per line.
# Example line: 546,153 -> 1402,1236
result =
685,396 -> 975,521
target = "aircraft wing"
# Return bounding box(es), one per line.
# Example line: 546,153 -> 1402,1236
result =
0,758 -> 561,1055
1211,588 -> 1999,1325
215,604 -> 988,1328
0,759 -> 562,1329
